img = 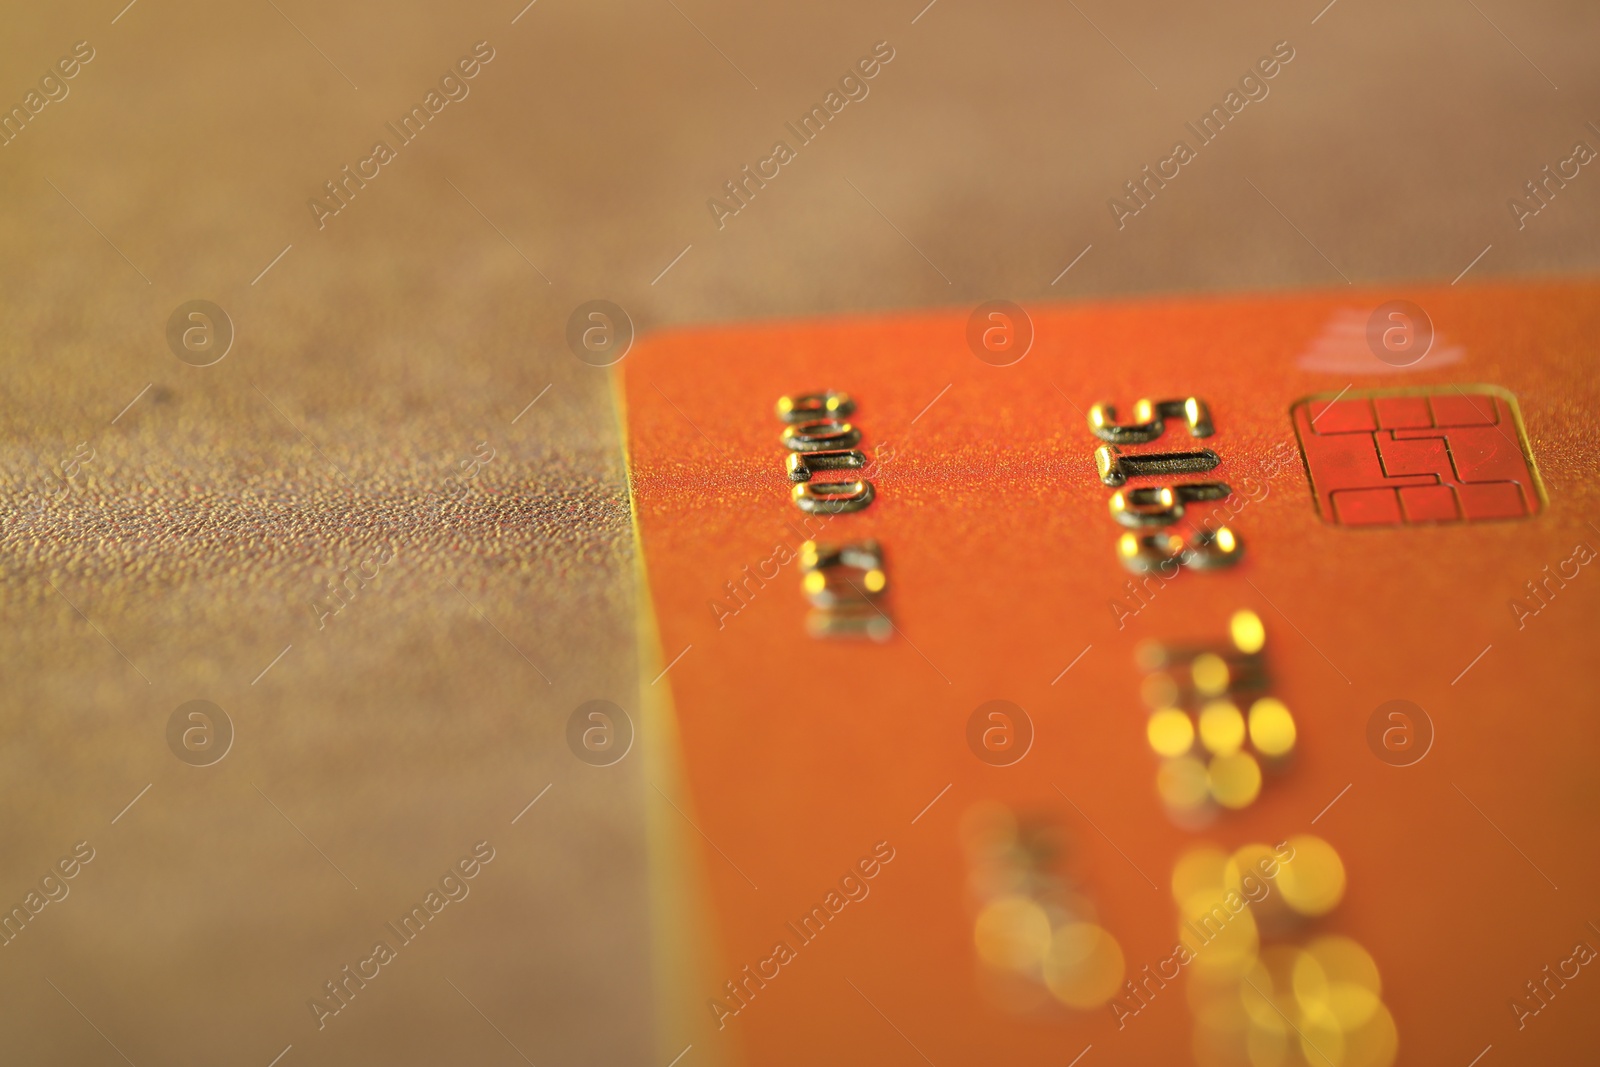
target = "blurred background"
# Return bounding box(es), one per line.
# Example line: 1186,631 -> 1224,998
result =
1,0 -> 1596,1064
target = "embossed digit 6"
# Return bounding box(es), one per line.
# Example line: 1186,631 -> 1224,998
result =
1108,483 -> 1232,527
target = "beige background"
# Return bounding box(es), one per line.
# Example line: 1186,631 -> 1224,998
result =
1,0 -> 1596,1064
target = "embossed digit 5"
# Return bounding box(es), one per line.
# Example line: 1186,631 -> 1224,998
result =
1088,397 -> 1213,444
1116,526 -> 1243,574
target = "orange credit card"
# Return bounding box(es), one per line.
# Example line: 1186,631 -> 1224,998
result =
620,280 -> 1600,1067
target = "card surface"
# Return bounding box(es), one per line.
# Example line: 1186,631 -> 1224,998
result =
623,281 -> 1599,1066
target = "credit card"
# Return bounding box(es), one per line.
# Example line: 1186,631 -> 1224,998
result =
622,281 -> 1599,1066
